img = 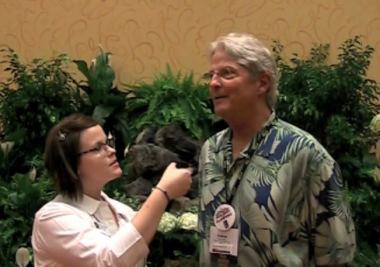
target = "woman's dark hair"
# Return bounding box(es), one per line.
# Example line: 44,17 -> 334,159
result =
44,113 -> 99,200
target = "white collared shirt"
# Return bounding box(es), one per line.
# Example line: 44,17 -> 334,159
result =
32,192 -> 149,267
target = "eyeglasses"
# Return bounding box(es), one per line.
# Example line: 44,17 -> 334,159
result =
77,139 -> 114,157
204,67 -> 239,81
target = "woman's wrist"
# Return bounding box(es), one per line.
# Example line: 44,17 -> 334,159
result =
151,186 -> 171,203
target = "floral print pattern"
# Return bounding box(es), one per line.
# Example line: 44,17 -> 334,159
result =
198,112 -> 356,267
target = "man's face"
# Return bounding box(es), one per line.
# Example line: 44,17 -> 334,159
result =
208,48 -> 270,119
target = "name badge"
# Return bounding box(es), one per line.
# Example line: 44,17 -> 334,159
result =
209,204 -> 239,266
214,204 -> 236,231
209,226 -> 239,256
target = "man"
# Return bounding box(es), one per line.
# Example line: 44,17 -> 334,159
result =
198,32 -> 356,267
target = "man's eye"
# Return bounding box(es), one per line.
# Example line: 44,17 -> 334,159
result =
220,68 -> 236,79
205,72 -> 214,80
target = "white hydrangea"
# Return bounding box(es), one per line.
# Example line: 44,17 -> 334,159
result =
178,212 -> 198,231
157,212 -> 198,233
157,212 -> 178,233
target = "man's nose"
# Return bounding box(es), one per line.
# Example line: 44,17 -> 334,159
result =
210,74 -> 221,88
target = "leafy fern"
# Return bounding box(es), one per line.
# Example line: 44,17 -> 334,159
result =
125,65 -> 216,140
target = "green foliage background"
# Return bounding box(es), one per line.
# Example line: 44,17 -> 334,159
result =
1,36 -> 380,266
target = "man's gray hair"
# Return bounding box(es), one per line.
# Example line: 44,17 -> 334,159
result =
209,32 -> 279,109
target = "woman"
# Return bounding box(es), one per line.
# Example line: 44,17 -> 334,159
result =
32,113 -> 193,266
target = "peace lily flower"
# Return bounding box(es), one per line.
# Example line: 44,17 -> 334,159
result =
124,144 -> 130,157
15,247 -> 30,267
29,167 -> 37,182
90,58 -> 96,69
0,141 -> 14,157
370,114 -> 380,133
107,53 -> 112,67
374,166 -> 380,184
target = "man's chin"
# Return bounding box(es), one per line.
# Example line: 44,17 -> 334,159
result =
214,105 -> 231,118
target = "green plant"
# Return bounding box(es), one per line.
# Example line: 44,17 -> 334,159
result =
273,36 -> 380,265
273,36 -> 380,186
0,140 -> 18,181
124,65 -> 217,141
0,48 -> 82,167
73,45 -> 132,159
0,156 -> 55,267
146,212 -> 199,267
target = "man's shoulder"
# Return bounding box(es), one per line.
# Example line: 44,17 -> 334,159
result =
201,128 -> 230,152
274,119 -> 333,161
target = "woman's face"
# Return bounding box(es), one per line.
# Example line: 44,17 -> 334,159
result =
208,48 -> 270,119
76,125 -> 122,187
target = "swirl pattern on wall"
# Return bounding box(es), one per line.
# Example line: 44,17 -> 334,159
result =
0,0 -> 379,85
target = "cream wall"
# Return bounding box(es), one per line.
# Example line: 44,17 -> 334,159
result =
0,0 -> 380,85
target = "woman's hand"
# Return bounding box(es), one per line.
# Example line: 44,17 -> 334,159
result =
157,162 -> 193,200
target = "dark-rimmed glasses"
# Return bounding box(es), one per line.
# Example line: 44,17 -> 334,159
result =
77,139 -> 114,157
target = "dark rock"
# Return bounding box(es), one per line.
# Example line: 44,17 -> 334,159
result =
169,196 -> 192,214
135,126 -> 156,144
125,124 -> 204,203
186,174 -> 199,199
124,177 -> 153,197
127,144 -> 186,179
155,124 -> 198,162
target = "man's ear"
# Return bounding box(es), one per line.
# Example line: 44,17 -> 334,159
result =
258,72 -> 271,95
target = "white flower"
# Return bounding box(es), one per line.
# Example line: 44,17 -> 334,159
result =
1,141 -> 14,157
157,212 -> 198,233
178,212 -> 198,231
90,59 -> 96,69
29,167 -> 36,182
157,212 -> 178,233
107,53 -> 112,67
374,166 -> 380,184
124,144 -> 130,157
370,114 -> 380,132
15,247 -> 30,267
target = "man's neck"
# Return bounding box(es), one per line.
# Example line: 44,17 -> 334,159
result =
226,106 -> 272,160
228,106 -> 272,143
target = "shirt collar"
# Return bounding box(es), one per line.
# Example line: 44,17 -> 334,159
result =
216,110 -> 277,156
54,191 -> 110,215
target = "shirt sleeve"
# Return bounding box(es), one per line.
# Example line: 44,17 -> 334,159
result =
198,142 -> 209,266
32,202 -> 149,267
311,158 -> 356,266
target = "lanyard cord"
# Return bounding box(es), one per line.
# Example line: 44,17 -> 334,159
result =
223,118 -> 277,204
224,152 -> 253,204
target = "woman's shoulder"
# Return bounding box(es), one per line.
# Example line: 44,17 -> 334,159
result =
34,195 -> 87,222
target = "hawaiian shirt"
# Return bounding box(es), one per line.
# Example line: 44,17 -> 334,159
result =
198,112 -> 356,267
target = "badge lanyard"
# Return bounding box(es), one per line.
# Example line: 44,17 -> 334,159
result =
223,118 -> 277,205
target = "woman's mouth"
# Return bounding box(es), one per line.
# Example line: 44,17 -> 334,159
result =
110,160 -> 119,167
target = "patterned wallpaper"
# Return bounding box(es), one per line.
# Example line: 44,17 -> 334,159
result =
0,0 -> 380,85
